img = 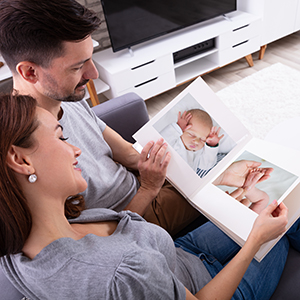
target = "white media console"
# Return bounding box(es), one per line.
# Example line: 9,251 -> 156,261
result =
93,11 -> 261,100
238,0 -> 300,59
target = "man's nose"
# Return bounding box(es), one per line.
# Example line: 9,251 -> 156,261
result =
83,60 -> 99,80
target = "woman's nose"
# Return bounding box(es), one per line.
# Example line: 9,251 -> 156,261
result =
73,144 -> 82,158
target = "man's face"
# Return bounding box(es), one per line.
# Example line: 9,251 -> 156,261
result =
37,36 -> 98,102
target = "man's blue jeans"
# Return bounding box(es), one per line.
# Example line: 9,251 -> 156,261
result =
174,218 -> 300,299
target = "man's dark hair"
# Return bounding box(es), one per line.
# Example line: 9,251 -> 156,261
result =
0,0 -> 101,72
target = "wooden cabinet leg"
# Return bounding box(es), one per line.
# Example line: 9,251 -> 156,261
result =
245,54 -> 254,67
86,79 -> 100,107
259,45 -> 267,60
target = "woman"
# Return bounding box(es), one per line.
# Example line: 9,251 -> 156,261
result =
0,93 -> 298,299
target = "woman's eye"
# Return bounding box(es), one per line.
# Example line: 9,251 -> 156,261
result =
59,136 -> 69,141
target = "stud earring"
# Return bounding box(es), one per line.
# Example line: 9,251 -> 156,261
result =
28,174 -> 37,183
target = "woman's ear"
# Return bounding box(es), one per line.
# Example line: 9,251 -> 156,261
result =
6,145 -> 34,175
16,61 -> 38,84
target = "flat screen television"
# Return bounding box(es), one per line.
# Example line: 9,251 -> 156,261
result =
101,0 -> 237,52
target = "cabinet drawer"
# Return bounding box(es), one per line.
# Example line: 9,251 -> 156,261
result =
106,54 -> 174,94
130,54 -> 174,83
120,71 -> 176,100
219,19 -> 261,50
219,36 -> 260,66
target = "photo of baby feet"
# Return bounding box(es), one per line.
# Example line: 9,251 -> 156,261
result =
243,168 -> 266,191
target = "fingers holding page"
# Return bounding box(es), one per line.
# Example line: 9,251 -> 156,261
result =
138,139 -> 171,196
148,138 -> 168,163
271,201 -> 287,218
251,200 -> 288,246
139,138 -> 170,170
139,140 -> 155,165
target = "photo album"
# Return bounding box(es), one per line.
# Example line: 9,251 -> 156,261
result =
133,76 -> 300,261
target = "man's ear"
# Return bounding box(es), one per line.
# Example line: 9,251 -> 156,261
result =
16,61 -> 39,84
6,145 -> 34,175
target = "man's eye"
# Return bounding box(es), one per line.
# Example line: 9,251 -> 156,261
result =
74,66 -> 83,71
59,137 -> 69,141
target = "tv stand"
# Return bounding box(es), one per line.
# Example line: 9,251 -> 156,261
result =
128,47 -> 134,57
222,14 -> 233,22
93,11 -> 261,100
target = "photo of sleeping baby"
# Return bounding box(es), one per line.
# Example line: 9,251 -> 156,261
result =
153,93 -> 236,178
218,151 -> 298,214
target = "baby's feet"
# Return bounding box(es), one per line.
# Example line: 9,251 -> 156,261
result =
243,168 -> 265,191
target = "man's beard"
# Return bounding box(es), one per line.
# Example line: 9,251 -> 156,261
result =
59,79 -> 90,102
44,75 -> 89,102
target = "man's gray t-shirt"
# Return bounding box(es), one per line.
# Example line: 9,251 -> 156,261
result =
1,209 -> 211,299
60,101 -> 139,211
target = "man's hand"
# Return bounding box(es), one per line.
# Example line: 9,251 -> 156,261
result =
206,126 -> 224,147
137,138 -> 171,198
213,160 -> 273,187
177,111 -> 192,132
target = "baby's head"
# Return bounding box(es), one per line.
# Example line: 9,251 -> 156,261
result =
181,109 -> 212,151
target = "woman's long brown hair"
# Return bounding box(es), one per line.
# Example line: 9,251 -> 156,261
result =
0,93 -> 84,256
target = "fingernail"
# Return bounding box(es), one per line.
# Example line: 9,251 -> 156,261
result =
272,200 -> 278,205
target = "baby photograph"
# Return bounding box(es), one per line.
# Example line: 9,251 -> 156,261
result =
153,93 -> 236,178
218,150 -> 299,214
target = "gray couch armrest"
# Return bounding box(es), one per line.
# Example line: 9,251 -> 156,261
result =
92,92 -> 149,143
0,77 -> 13,94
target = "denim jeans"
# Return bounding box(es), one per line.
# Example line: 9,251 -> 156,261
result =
174,218 -> 300,300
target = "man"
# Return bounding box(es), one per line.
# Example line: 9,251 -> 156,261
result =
0,0 -> 202,237
0,0 -> 271,237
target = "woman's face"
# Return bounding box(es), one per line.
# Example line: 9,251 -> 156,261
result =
29,107 -> 87,198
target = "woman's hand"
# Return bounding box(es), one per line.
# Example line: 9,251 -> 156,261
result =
249,200 -> 288,247
190,201 -> 288,300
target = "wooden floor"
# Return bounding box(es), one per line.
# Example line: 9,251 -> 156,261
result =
145,31 -> 300,118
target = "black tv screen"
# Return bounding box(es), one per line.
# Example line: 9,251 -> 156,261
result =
101,0 -> 237,52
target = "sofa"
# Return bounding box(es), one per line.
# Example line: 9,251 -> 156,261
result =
1,92 -> 300,299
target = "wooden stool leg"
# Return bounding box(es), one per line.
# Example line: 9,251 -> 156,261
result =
86,79 -> 100,107
245,54 -> 254,67
259,45 -> 267,60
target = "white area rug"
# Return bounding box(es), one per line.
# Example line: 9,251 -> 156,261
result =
216,63 -> 300,139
